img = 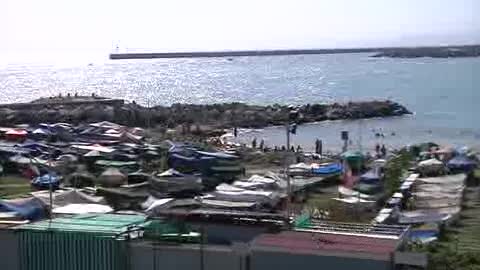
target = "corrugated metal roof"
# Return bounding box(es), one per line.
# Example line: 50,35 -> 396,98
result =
252,230 -> 401,260
15,214 -> 146,235
295,219 -> 409,239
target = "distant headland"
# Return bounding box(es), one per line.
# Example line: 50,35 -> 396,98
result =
109,45 -> 480,60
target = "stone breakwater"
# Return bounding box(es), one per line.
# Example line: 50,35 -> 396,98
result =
0,98 -> 411,129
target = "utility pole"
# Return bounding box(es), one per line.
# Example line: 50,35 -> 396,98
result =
341,131 -> 349,153
48,150 -> 53,221
358,119 -> 363,154
285,120 -> 291,220
285,106 -> 298,222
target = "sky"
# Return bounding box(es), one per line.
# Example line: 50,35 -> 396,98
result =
1,0 -> 479,54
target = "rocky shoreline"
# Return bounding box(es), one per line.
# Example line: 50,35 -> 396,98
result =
0,97 -> 411,129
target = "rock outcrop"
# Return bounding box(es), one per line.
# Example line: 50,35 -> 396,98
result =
0,99 -> 411,129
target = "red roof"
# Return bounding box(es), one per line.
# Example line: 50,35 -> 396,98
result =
252,231 -> 399,260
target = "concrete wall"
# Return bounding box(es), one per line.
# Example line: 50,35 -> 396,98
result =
250,250 -> 392,270
129,240 -> 393,270
0,229 -> 19,270
129,241 -> 243,270
189,222 -> 270,244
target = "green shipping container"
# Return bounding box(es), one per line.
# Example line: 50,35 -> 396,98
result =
15,214 -> 147,270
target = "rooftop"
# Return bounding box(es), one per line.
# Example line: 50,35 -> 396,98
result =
252,220 -> 409,261
252,229 -> 405,261
296,219 -> 409,239
15,213 -> 147,237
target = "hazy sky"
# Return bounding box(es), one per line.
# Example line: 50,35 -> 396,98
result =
1,0 -> 479,53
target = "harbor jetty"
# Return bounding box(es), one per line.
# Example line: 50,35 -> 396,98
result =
0,96 -> 411,128
109,48 -> 380,59
109,45 -> 480,60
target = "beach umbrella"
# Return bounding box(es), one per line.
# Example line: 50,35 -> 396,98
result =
98,167 -> 127,187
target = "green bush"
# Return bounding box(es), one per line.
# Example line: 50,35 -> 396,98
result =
384,149 -> 413,196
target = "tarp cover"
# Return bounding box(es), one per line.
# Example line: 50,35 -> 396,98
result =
419,158 -> 443,166
414,198 -> 462,209
447,155 -> 477,171
312,163 -> 343,175
359,169 -> 382,184
200,199 -> 257,209
97,182 -> 150,199
417,174 -> 466,185
95,160 -> 138,167
332,197 -> 375,205
338,186 -> 375,200
90,121 -> 124,129
247,174 -> 277,184
398,207 -> 460,224
195,150 -> 238,159
0,197 -> 45,221
31,173 -> 60,189
52,203 -> 113,215
31,189 -> 106,208
150,169 -> 203,194
9,155 -> 31,164
72,144 -> 115,153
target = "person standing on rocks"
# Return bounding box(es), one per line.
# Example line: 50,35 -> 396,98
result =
380,144 -> 387,157
252,138 -> 257,149
375,143 -> 380,156
315,139 -> 322,155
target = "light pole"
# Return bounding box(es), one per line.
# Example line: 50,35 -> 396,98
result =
285,120 -> 291,220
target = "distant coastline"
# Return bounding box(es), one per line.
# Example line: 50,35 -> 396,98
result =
109,45 -> 480,60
